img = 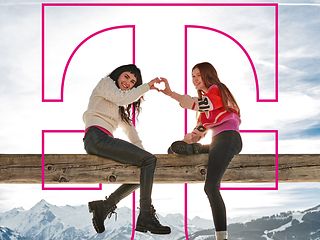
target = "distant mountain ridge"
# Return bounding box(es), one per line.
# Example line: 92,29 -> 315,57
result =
0,199 -> 211,240
228,204 -> 320,240
0,200 -> 319,240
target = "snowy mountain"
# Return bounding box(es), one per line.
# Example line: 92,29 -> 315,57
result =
0,227 -> 26,240
0,200 -> 319,240
0,199 -> 210,240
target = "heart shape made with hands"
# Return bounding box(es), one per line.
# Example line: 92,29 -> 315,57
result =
154,81 -> 166,91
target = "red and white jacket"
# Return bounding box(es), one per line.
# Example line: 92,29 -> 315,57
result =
178,85 -> 240,143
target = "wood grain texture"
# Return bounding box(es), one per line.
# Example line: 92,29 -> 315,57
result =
0,154 -> 319,183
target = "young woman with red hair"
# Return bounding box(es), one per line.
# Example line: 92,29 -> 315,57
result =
161,62 -> 242,240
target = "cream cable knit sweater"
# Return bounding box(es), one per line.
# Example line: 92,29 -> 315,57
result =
83,76 -> 150,149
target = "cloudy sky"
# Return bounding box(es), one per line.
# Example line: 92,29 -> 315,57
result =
0,0 -> 319,229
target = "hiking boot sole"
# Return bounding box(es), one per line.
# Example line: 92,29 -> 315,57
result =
136,225 -> 171,235
88,201 -> 105,234
171,141 -> 194,155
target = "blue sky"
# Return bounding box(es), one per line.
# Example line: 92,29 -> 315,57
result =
277,4 -> 320,141
0,0 -> 319,224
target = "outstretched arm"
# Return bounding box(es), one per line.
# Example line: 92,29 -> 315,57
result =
159,78 -> 185,102
160,79 -> 209,143
160,78 -> 213,112
98,77 -> 162,106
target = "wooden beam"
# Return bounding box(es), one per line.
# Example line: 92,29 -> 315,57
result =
0,154 -> 319,184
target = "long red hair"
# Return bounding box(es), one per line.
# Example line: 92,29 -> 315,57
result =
193,62 -> 240,116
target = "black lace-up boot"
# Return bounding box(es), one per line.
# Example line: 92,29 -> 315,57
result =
136,205 -> 171,234
169,141 -> 209,155
88,197 -> 117,233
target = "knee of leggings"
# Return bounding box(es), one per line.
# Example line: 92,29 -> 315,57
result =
84,142 -> 97,155
142,154 -> 157,167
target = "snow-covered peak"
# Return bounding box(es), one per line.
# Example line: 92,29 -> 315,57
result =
0,207 -> 24,218
30,199 -> 51,210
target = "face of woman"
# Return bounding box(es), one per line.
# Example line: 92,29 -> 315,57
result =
117,71 -> 137,90
192,68 -> 207,92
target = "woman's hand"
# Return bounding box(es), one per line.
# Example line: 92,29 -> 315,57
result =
183,132 -> 201,144
159,78 -> 173,96
148,78 -> 162,91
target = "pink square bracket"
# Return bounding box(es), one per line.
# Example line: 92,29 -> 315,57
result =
220,130 -> 279,191
41,130 -> 102,190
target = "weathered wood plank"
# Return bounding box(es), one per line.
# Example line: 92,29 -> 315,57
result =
0,154 -> 319,183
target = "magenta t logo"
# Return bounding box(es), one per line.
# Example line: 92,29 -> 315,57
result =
41,3 -> 278,239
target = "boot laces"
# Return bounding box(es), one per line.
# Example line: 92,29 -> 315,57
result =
138,206 -> 161,225
106,205 -> 117,221
150,206 -> 161,226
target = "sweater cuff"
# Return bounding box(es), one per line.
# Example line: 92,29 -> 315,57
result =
142,83 -> 150,91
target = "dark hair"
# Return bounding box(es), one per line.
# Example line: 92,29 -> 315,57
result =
192,62 -> 240,116
108,64 -> 143,124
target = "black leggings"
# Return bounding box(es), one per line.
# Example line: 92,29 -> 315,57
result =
204,130 -> 242,231
83,126 -> 157,210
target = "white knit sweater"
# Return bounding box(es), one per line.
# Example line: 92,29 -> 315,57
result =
83,76 -> 150,149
